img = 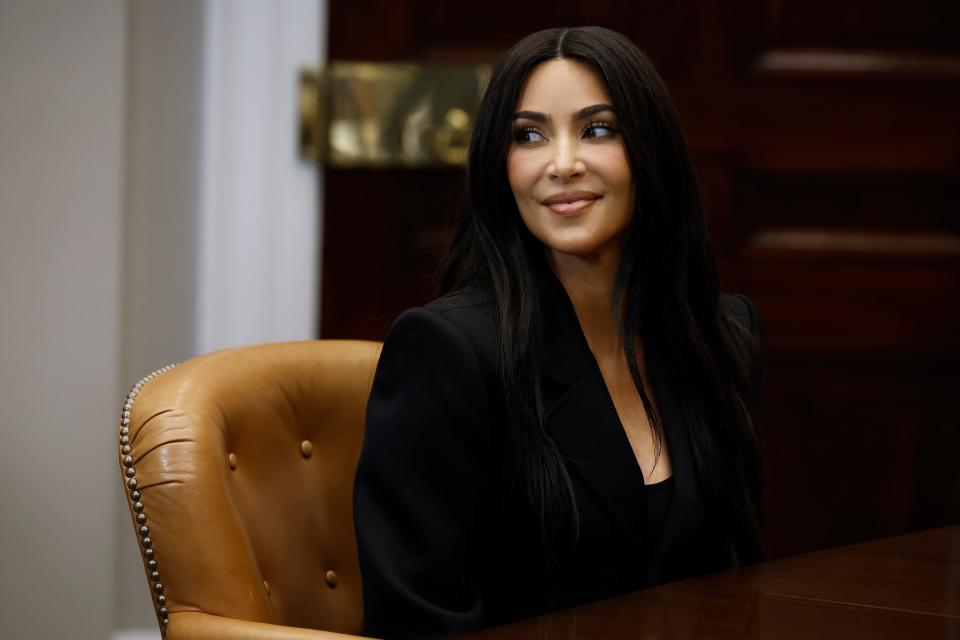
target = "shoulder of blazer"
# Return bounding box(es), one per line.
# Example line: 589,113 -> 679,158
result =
426,287 -> 495,321
422,288 -> 500,380
719,294 -> 764,408
720,293 -> 763,342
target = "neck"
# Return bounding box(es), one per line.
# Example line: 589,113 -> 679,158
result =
547,248 -> 622,359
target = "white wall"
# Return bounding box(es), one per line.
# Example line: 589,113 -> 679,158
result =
198,0 -> 323,354
0,1 -> 127,639
0,0 -> 324,638
115,1 -> 207,632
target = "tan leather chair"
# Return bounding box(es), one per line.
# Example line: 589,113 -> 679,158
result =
117,340 -> 383,639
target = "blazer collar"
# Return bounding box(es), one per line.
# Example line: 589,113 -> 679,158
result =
538,268 -> 705,565
539,268 -> 596,389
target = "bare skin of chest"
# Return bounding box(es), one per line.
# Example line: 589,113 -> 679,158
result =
595,350 -> 674,484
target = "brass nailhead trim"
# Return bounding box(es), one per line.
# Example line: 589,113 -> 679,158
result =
119,362 -> 179,633
300,440 -> 314,459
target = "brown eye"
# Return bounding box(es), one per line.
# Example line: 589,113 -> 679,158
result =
514,126 -> 547,144
583,121 -> 617,139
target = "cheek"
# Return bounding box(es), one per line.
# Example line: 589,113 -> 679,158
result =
599,152 -> 634,206
599,148 -> 632,183
506,150 -> 539,195
617,164 -> 633,196
596,151 -> 635,230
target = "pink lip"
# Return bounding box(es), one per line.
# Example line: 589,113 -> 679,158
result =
542,191 -> 601,216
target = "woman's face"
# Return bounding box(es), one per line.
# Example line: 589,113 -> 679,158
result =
506,58 -> 634,263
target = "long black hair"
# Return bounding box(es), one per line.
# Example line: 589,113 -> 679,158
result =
440,26 -> 763,564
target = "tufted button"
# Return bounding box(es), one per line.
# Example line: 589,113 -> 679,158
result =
300,440 -> 313,459
228,452 -> 238,470
263,580 -> 271,595
325,570 -> 338,588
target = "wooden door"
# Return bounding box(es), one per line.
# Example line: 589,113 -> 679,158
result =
321,0 -> 960,558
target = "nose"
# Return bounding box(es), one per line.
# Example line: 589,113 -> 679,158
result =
548,135 -> 585,181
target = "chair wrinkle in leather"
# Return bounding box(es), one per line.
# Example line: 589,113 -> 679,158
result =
118,341 -> 382,639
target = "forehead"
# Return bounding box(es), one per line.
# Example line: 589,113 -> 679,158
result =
514,58 -> 611,112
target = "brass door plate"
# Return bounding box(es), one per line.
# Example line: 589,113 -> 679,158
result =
299,62 -> 491,167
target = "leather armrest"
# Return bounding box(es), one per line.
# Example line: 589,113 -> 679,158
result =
167,612 -> 374,640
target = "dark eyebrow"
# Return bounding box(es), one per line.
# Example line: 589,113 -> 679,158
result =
512,103 -> 616,123
574,103 -> 615,120
513,110 -> 549,123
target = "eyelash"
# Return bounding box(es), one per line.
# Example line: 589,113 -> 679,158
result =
584,120 -> 618,139
512,121 -> 619,145
512,126 -> 546,145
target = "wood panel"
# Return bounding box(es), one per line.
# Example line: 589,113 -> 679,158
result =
322,0 -> 960,559
735,0 -> 960,53
321,168 -> 461,338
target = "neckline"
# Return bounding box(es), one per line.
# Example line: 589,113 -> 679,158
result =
644,475 -> 675,491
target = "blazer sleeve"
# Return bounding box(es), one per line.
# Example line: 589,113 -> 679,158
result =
726,294 -> 765,562
724,294 -> 765,386
737,294 -> 763,343
728,294 -> 763,343
354,306 -> 493,639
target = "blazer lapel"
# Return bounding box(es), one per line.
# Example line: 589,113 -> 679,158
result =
538,271 -> 648,549
645,344 -> 705,577
536,268 -> 707,576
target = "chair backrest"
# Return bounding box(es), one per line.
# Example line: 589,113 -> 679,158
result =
117,340 -> 383,635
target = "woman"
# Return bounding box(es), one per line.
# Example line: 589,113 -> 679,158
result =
353,26 -> 764,638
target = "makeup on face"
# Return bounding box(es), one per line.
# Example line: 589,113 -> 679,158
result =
506,59 -> 634,261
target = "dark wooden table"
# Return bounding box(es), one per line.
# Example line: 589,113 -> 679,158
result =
461,526 -> 960,639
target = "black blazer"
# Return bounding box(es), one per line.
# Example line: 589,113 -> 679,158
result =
354,273 -> 762,638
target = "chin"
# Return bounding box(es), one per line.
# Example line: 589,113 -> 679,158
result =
549,242 -> 600,257
534,225 -> 627,262
542,235 -> 609,259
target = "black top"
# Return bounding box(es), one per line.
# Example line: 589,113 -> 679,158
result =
353,271 -> 763,639
645,475 -> 676,545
